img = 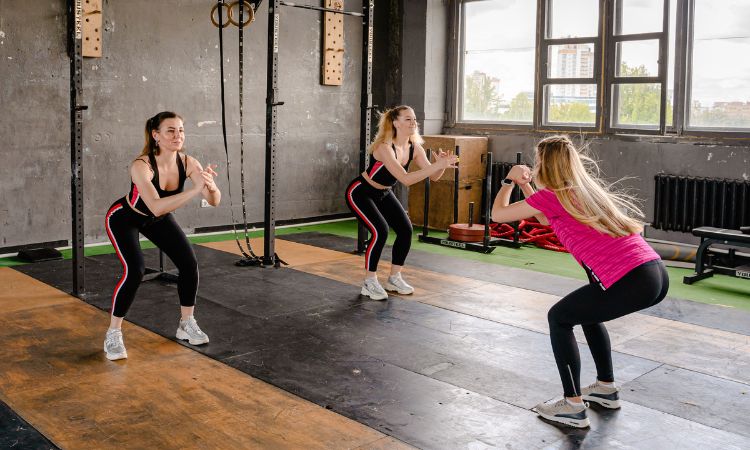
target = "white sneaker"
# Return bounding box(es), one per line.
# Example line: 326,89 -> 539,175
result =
361,278 -> 388,301
384,273 -> 414,295
103,328 -> 127,361
533,398 -> 590,428
176,316 -> 210,345
581,380 -> 621,409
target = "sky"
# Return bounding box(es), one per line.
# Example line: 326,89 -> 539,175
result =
463,0 -> 750,106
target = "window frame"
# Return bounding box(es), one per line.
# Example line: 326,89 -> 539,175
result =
536,0 -> 604,133
603,0 -> 670,135
451,0 -> 538,129
448,0 -> 750,140
682,0 -> 750,137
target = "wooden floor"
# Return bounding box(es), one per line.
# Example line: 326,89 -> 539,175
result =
2,233 -> 750,449
0,268 -> 408,449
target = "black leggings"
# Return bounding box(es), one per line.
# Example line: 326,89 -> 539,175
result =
104,198 -> 199,318
345,177 -> 413,272
547,259 -> 669,397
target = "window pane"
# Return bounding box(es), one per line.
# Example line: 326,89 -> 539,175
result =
614,0 -> 664,35
547,0 -> 599,39
548,43 -> 595,79
616,40 -> 659,77
462,1 -> 537,122
688,0 -> 750,129
545,84 -> 597,125
613,83 -> 662,128
667,0 -> 675,127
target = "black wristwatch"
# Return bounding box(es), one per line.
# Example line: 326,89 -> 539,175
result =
501,178 -> 514,186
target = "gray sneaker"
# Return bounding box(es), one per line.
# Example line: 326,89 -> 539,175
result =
582,380 -> 621,409
384,273 -> 414,295
103,328 -> 127,361
176,316 -> 210,345
533,398 -> 590,428
361,278 -> 388,300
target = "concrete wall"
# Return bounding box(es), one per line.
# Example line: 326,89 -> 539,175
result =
401,0 -> 448,135
0,0 -> 365,250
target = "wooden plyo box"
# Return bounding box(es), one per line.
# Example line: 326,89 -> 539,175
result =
417,135 -> 488,182
408,178 -> 484,231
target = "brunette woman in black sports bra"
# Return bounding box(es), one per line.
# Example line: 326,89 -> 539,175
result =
345,106 -> 457,300
102,111 -> 221,361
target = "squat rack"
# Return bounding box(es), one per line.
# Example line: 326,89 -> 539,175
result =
264,0 -> 375,265
67,1 -> 375,295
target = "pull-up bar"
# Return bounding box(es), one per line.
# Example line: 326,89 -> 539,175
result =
279,1 -> 365,17
262,0 -> 375,265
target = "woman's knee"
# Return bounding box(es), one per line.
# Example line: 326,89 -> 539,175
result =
177,256 -> 199,280
547,304 -> 570,329
373,225 -> 389,245
397,221 -> 413,237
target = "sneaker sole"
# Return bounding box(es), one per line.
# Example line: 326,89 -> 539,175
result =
360,286 -> 388,301
103,343 -> 127,361
176,329 -> 210,345
383,282 -> 414,295
582,395 -> 621,409
535,410 -> 590,428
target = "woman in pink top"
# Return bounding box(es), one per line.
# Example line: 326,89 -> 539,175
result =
491,135 -> 668,428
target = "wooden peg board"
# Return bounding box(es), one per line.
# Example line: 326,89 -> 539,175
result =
82,0 -> 102,57
322,0 -> 344,86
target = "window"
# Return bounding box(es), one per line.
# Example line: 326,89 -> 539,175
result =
606,0 -> 669,133
459,0 -> 537,123
539,0 -> 601,128
687,0 -> 750,130
452,0 -> 750,137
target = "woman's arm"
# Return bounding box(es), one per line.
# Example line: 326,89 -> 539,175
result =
373,143 -> 457,187
130,159 -> 204,216
186,156 -> 221,207
491,186 -> 541,224
490,165 -> 546,224
412,143 -> 448,182
518,183 -> 549,225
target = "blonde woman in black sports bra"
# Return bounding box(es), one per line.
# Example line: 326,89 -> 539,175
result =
345,106 -> 457,300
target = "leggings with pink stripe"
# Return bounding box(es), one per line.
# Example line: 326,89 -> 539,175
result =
345,177 -> 413,272
104,198 -> 199,318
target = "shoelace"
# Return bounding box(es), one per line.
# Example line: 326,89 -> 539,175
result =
184,319 -> 205,336
106,330 -> 123,348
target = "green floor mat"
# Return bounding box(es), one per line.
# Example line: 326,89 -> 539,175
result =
3,219 -> 748,311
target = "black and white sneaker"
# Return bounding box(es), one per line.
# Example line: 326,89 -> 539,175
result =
533,398 -> 590,428
582,380 -> 621,409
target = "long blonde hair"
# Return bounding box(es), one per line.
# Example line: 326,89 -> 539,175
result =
533,135 -> 644,237
368,105 -> 424,154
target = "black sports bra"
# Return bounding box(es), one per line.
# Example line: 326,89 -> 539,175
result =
126,152 -> 187,217
366,142 -> 414,187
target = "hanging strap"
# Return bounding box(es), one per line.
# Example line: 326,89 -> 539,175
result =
217,0 -> 261,263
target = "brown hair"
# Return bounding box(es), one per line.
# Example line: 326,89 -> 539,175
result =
140,111 -> 183,157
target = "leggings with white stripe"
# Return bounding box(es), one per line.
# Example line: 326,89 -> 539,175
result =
345,177 -> 413,272
104,198 -> 199,318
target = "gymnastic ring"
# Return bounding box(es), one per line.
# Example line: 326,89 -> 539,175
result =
228,0 -> 255,28
211,2 -> 231,28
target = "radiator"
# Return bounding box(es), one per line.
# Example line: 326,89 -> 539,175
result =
653,174 -> 750,232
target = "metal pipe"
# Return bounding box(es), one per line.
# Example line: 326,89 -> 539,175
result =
279,1 -> 364,17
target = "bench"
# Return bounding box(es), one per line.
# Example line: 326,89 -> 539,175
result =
683,227 -> 750,284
